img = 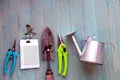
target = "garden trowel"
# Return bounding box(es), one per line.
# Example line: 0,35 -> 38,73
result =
41,27 -> 54,80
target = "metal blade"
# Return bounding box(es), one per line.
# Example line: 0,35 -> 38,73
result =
58,34 -> 63,48
12,39 -> 16,51
41,27 -> 54,61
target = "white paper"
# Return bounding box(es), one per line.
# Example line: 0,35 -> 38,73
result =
20,39 -> 40,69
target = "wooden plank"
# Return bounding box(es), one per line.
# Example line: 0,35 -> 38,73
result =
29,0 -> 45,80
93,0 -> 120,80
68,0 -> 88,80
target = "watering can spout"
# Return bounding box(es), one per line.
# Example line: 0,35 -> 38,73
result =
65,32 -> 82,58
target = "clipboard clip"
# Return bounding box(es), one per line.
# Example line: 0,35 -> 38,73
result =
24,24 -> 36,39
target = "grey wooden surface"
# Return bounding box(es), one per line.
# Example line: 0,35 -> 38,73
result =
0,0 -> 120,80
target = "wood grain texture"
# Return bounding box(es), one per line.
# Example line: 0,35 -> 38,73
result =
0,0 -> 120,80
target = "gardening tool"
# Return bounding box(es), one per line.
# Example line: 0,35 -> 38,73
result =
57,34 -> 68,77
41,27 -> 54,80
65,31 -> 105,65
4,39 -> 18,76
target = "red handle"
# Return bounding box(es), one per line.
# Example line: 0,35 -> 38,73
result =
46,75 -> 54,80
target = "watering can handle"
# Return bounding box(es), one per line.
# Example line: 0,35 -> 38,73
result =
104,43 -> 115,62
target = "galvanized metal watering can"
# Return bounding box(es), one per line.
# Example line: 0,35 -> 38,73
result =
65,32 -> 111,65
